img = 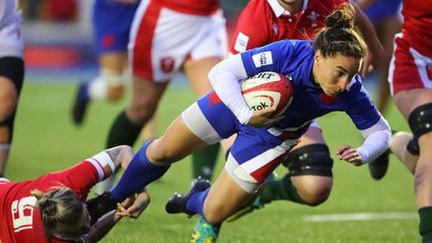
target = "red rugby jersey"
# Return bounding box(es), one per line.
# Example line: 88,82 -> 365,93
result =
230,0 -> 347,54
401,0 -> 432,56
0,161 -> 101,243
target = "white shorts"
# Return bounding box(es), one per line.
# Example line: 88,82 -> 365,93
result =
0,19 -> 23,58
129,0 -> 227,82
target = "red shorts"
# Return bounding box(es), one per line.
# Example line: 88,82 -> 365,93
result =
388,33 -> 432,95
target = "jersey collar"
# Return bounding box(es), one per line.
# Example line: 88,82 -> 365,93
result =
267,0 -> 309,18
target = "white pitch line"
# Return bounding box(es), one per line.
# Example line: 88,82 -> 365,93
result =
304,212 -> 417,222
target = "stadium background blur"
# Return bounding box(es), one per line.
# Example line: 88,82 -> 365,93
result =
10,0 -> 418,242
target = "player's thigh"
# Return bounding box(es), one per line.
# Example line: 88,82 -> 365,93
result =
295,121 -> 326,146
203,169 -> 252,223
99,52 -> 128,73
394,89 -> 432,120
149,116 -> 209,164
0,77 -> 17,121
127,76 -> 169,122
184,56 -> 223,97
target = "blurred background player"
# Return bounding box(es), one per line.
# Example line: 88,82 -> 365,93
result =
0,145 -> 150,242
360,0 -> 402,115
189,0 -> 386,240
355,0 -> 403,180
72,0 -> 157,137
103,0 -> 228,191
0,0 -> 25,177
381,0 -> 432,241
71,0 -> 158,194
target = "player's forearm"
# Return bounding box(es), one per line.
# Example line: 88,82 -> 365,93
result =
105,145 -> 134,170
84,210 -> 121,243
208,55 -> 252,124
357,117 -> 391,163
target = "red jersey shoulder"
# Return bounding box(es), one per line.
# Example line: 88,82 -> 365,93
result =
230,0 -> 274,54
297,0 -> 348,36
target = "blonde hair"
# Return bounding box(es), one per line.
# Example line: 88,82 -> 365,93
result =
31,187 -> 89,239
313,3 -> 366,59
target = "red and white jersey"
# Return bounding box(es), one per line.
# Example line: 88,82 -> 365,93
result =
0,159 -> 110,243
230,0 -> 347,55
401,0 -> 432,57
154,0 -> 219,15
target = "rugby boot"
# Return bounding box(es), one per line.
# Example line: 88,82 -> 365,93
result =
72,82 -> 90,125
165,177 -> 211,216
191,217 -> 221,243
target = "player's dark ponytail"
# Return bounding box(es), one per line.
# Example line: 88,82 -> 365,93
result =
32,187 -> 89,240
324,3 -> 354,29
314,3 -> 365,59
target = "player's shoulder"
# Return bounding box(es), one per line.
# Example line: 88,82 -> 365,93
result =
270,40 -> 314,55
238,0 -> 273,24
307,0 -> 347,12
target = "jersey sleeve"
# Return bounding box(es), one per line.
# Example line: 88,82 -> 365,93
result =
47,161 -> 100,199
344,76 -> 381,130
239,40 -> 296,76
229,1 -> 270,54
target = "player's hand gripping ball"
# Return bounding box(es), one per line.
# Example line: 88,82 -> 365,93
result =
241,71 -> 293,117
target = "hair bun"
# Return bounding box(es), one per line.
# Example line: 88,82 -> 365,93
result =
325,3 -> 355,29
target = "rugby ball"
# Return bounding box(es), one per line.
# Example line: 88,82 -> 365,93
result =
241,71 -> 293,117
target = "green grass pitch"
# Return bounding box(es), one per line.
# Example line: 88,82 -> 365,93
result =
7,82 -> 418,242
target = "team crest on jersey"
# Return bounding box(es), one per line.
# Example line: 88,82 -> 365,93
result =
160,57 -> 175,73
307,11 -> 319,28
252,51 -> 273,68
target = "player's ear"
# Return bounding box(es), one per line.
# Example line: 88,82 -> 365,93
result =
314,50 -> 322,63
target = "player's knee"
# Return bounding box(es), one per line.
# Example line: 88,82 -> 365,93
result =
106,86 -> 125,102
147,139 -> 181,164
283,144 -> 333,177
298,183 -> 331,206
408,103 -> 432,141
283,144 -> 333,206
128,102 -> 157,124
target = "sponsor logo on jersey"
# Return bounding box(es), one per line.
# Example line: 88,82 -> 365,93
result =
234,32 -> 249,53
252,51 -> 273,68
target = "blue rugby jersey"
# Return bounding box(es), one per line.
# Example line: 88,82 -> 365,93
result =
239,40 -> 381,133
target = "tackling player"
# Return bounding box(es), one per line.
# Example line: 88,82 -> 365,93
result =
0,145 -> 150,242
